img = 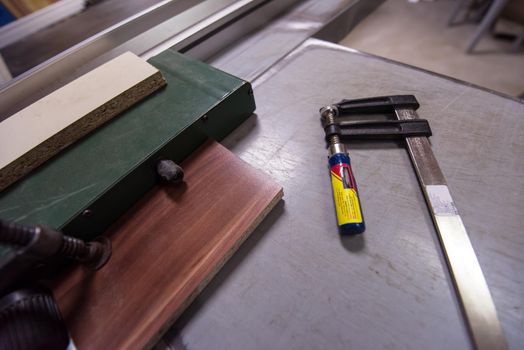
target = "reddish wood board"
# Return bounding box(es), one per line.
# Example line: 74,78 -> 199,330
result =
52,141 -> 283,350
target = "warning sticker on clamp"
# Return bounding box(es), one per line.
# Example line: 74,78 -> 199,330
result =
331,164 -> 362,225
426,185 -> 458,216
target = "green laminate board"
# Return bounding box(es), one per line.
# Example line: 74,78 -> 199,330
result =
0,48 -> 255,244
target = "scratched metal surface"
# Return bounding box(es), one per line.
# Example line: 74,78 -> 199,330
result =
161,40 -> 524,350
207,0 -> 383,83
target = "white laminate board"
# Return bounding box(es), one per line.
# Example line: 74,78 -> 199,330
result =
0,51 -> 165,190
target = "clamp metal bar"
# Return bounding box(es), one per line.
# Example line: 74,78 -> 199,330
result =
0,0 -> 302,121
395,107 -> 507,350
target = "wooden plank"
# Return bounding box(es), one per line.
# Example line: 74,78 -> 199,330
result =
0,51 -> 166,191
52,141 -> 283,350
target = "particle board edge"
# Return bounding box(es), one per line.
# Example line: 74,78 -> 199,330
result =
0,55 -> 166,191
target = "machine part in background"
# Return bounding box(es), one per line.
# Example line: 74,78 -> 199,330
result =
331,95 -> 507,350
0,0 -> 302,121
0,219 -> 111,269
0,288 -> 70,350
0,219 -> 111,294
320,106 -> 365,235
0,219 -> 111,350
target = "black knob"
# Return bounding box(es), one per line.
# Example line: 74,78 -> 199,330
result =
0,288 -> 69,350
156,159 -> 184,183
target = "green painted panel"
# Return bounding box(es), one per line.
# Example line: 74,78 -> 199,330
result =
0,49 -> 255,246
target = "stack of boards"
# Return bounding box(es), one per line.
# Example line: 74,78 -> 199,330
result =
0,52 -> 282,349
0,52 -> 166,191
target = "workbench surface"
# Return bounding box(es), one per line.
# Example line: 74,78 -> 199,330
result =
162,40 -> 524,349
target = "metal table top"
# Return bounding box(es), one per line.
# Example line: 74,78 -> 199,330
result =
162,39 -> 524,350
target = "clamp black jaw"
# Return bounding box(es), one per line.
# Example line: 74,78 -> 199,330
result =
321,95 -> 431,142
334,95 -> 420,115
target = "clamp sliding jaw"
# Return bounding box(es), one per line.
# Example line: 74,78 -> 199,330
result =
321,95 -> 432,142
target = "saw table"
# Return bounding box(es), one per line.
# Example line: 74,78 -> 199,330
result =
160,39 -> 524,350
0,0 -> 522,349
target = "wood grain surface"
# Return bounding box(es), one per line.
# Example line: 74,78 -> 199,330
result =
0,52 -> 165,191
52,141 -> 283,350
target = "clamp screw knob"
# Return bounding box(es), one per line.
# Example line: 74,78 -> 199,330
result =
156,160 -> 184,183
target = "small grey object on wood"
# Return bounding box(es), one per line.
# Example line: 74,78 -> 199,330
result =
0,52 -> 166,192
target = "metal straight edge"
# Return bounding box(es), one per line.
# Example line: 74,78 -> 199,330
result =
142,0 -> 302,60
209,0 -> 384,84
395,108 -> 508,350
0,0 -> 203,119
312,0 -> 385,44
0,0 -> 379,120
0,0 -> 290,120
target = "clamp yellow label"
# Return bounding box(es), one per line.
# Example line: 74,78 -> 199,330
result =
331,166 -> 363,225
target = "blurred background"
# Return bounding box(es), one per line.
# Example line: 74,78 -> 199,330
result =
0,0 -> 523,97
